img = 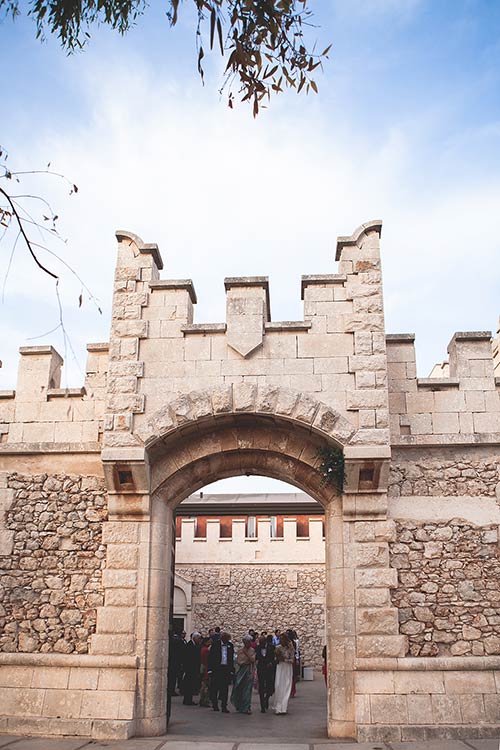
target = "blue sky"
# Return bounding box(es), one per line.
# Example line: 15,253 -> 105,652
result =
1,1 -> 499,490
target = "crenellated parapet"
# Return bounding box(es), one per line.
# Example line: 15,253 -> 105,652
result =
0,220 -> 498,457
0,343 -> 108,448
99,221 -> 389,458
387,330 -> 500,444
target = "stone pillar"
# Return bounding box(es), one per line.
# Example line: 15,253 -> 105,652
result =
134,494 -> 173,736
352,519 -> 406,659
96,230 -> 171,735
325,501 -> 355,739
16,345 -> 63,398
336,221 -> 390,445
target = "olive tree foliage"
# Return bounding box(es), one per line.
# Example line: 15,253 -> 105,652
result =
1,0 -> 331,116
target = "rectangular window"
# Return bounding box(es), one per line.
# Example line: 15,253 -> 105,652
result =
270,516 -> 277,538
246,516 -> 256,538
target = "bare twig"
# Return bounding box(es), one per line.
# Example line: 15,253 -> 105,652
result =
0,186 -> 58,279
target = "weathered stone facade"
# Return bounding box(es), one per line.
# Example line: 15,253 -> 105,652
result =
0,473 -> 106,656
0,220 -> 499,742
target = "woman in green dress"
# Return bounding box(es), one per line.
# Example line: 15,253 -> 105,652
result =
230,635 -> 256,714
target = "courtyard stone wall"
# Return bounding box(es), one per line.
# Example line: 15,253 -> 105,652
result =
0,473 -> 107,655
177,563 -> 325,669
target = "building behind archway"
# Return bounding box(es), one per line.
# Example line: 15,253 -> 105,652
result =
175,490 -> 326,669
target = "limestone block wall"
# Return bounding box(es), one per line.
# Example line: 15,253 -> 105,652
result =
387,332 -> 500,442
176,563 -> 325,669
0,472 -> 106,655
355,663 -> 500,743
0,344 -> 108,447
388,449 -> 500,498
386,447 -> 500,657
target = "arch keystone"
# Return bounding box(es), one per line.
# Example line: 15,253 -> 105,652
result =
210,384 -> 233,414
233,382 -> 258,412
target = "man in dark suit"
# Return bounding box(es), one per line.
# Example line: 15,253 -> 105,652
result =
208,630 -> 235,712
182,631 -> 202,705
255,634 -> 275,712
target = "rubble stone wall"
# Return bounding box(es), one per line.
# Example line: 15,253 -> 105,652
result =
176,563 -> 325,669
390,520 -> 500,657
0,473 -> 107,655
388,454 -> 500,497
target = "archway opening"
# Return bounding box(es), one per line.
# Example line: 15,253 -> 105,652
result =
168,474 -> 328,739
135,411 -> 349,740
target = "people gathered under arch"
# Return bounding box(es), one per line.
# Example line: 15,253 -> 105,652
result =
168,625 -> 306,716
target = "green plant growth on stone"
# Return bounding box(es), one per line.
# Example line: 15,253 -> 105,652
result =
316,445 -> 344,492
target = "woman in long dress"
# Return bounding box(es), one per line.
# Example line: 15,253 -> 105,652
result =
230,635 -> 256,714
272,633 -> 295,715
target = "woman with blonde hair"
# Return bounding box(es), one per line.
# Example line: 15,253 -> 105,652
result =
272,632 -> 295,715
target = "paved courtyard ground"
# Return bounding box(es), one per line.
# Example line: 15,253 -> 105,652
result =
167,672 -> 327,739
0,680 -> 499,749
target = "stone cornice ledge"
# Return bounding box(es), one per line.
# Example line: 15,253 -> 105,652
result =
392,434 -> 500,447
87,342 -> 109,352
386,333 -> 415,343
417,378 -> 460,389
301,274 -> 347,299
149,279 -> 197,304
355,656 -> 500,671
0,442 -> 102,454
265,321 -> 312,332
47,387 -> 86,398
181,323 -> 226,334
0,652 -> 138,668
449,330 -> 492,344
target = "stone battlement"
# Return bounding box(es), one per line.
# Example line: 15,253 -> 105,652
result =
387,331 -> 500,443
0,221 -> 498,453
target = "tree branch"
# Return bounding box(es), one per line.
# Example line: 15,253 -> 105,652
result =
0,186 -> 58,280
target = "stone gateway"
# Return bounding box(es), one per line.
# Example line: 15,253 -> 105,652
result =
0,220 -> 499,742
